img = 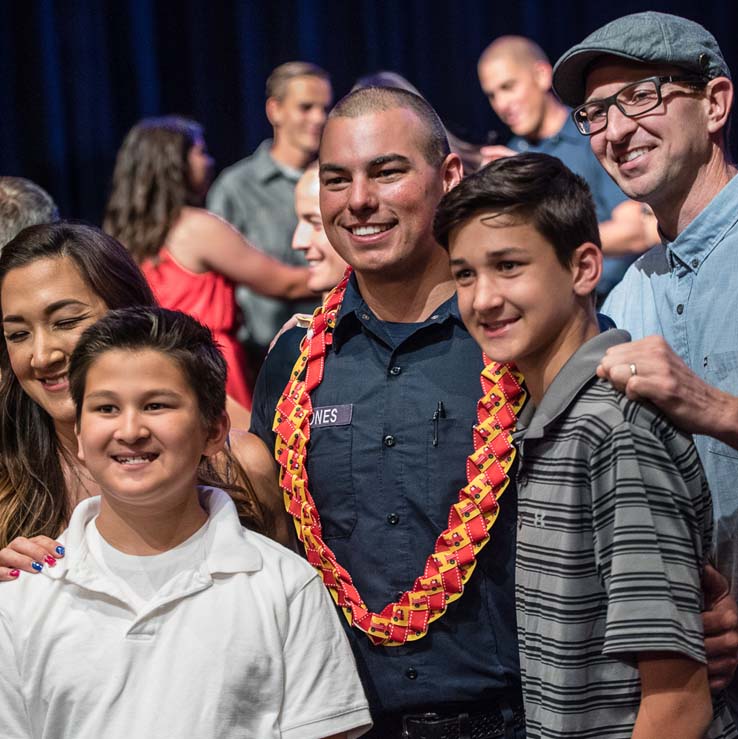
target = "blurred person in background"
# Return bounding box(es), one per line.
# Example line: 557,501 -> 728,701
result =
208,62 -> 332,369
104,116 -> 315,414
0,176 -> 59,248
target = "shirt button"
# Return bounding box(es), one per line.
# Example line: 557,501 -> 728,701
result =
518,473 -> 528,487
405,667 -> 418,680
387,512 -> 400,525
389,366 -> 402,376
383,435 -> 396,447
360,313 -> 370,321
691,258 -> 699,269
395,591 -> 405,601
676,304 -> 684,315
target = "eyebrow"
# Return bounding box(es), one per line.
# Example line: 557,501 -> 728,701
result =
84,388 -> 184,402
449,247 -> 528,265
320,153 -> 412,174
2,299 -> 91,324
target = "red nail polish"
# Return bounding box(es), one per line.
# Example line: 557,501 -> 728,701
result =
9,569 -> 19,578
44,556 -> 57,567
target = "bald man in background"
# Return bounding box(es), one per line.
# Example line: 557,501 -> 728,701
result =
477,36 -> 657,298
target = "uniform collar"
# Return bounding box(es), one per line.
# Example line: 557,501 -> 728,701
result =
517,329 -> 631,441
664,172 -> 738,274
331,272 -> 462,351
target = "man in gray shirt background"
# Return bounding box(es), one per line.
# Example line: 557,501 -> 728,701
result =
208,61 -> 332,367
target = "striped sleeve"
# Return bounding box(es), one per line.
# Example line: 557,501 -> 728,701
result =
589,416 -> 708,665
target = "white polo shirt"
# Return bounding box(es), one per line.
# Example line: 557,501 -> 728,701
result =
0,488 -> 372,739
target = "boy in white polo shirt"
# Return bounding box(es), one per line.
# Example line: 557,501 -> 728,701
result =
0,307 -> 371,739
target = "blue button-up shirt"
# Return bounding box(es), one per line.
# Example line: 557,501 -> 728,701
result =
603,174 -> 738,596
251,275 -> 521,717
509,115 -> 633,295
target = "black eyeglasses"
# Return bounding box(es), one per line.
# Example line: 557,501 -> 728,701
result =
572,75 -> 708,135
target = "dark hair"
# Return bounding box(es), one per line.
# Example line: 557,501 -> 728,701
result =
0,222 -> 156,546
266,61 -> 330,100
434,152 -> 601,266
0,177 -> 59,248
329,87 -> 451,168
103,116 -> 203,263
69,306 -> 271,535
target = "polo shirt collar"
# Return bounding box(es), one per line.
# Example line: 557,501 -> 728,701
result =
251,139 -> 302,185
44,487 -> 263,587
517,329 -> 631,441
331,272 -> 462,350
664,172 -> 738,273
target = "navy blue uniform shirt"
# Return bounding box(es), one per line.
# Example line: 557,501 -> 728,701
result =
251,275 -> 522,718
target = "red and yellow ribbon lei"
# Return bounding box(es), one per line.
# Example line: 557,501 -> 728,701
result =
272,270 -> 526,646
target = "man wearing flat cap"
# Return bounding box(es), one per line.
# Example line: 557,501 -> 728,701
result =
554,10 -> 738,720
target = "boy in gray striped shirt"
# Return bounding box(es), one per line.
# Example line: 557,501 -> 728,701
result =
434,153 -> 737,739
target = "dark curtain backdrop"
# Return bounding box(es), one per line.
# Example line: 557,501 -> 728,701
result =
2,0 -> 737,224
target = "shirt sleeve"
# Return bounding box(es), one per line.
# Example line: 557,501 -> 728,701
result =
589,415 -> 709,665
0,608 -> 32,739
279,576 -> 372,739
249,328 -> 304,448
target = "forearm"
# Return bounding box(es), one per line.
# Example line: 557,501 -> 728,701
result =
633,655 -> 711,739
709,386 -> 738,450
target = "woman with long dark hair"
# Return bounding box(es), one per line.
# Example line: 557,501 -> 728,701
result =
0,222 -> 285,575
104,116 -> 315,410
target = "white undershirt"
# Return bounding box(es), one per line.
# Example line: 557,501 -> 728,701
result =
86,518 -> 208,609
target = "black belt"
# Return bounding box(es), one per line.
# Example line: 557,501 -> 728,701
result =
371,700 -> 526,739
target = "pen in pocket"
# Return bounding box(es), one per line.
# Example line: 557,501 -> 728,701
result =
432,400 -> 446,447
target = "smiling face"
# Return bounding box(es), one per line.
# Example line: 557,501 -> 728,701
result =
76,348 -> 225,509
585,60 -> 713,210
478,55 -> 549,139
292,167 -> 347,293
449,214 -> 600,380
2,256 -> 108,429
271,75 -> 333,158
319,107 -> 459,279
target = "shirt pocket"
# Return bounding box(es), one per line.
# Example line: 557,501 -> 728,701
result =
307,425 -> 357,539
704,350 -> 738,460
425,416 -> 475,531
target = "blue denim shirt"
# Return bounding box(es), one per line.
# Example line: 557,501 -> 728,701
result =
251,275 -> 521,717
509,115 -> 634,295
603,173 -> 738,596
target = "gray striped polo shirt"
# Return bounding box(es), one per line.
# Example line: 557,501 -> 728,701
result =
514,329 -> 737,739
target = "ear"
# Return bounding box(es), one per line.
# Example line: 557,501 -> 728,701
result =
75,423 -> 86,464
705,77 -> 733,136
571,242 -> 602,298
532,60 -> 553,92
440,153 -> 464,193
203,411 -> 230,457
265,96 -> 282,128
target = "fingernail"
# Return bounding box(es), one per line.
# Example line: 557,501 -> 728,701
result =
31,561 -> 43,572
9,569 -> 19,578
55,546 -> 65,556
44,556 -> 57,567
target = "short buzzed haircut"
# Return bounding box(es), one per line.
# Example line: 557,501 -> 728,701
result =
0,177 -> 59,248
434,152 -> 600,267
265,61 -> 330,101
478,35 -> 550,69
328,87 -> 451,168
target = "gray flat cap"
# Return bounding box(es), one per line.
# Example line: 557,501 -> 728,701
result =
553,12 -> 730,107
